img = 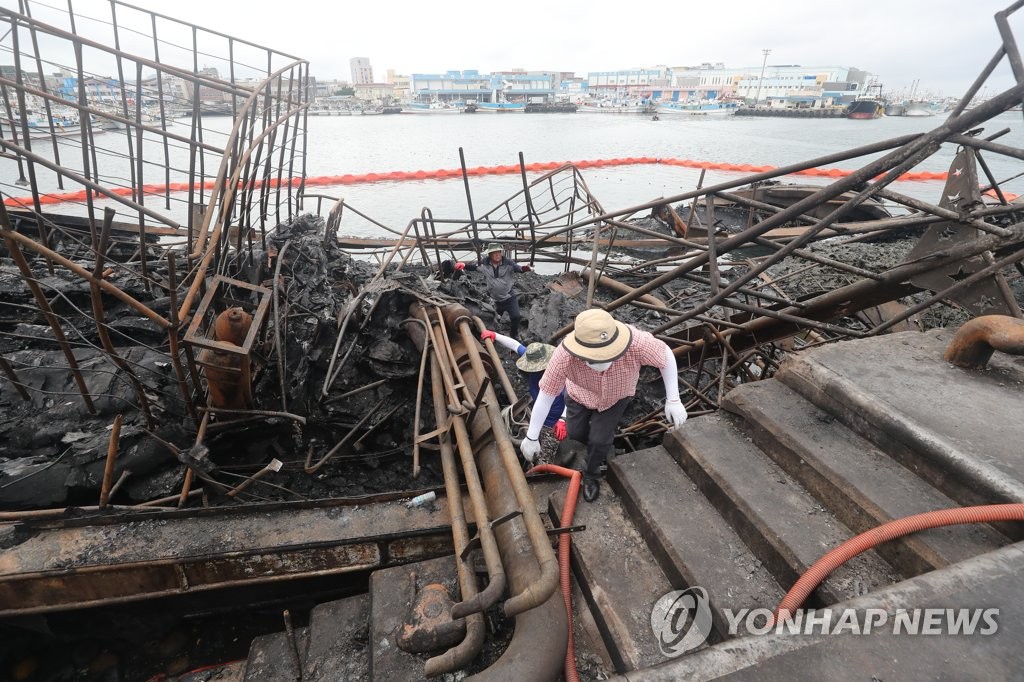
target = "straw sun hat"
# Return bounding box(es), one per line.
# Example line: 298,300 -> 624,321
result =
562,309 -> 632,363
516,342 -> 555,372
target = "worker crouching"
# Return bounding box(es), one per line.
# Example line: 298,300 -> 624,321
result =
522,309 -> 687,502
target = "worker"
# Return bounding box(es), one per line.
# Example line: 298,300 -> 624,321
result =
521,309 -> 688,502
454,243 -> 530,339
479,328 -> 567,440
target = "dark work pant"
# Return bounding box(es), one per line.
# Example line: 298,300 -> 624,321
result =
494,295 -> 521,339
565,394 -> 632,478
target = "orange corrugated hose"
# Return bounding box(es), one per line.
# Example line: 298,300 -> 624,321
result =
772,503 -> 1024,626
527,463 -> 581,682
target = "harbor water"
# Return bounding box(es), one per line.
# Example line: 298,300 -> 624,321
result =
3,110 -> 1022,237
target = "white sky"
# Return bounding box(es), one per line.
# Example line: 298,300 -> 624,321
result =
14,0 -> 1024,98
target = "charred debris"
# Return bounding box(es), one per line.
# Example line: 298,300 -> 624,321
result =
0,3 -> 1023,514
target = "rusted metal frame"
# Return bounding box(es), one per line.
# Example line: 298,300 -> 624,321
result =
89,208 -> 155,428
166,253 -> 202,421
422,308 -> 467,413
421,208 -> 444,273
604,216 -> 707,251
274,66 -> 299,225
721,296 -> 869,339
177,85 -> 308,322
304,404 -> 378,474
323,379 -> 387,405
401,318 -> 433,478
0,227 -> 171,328
285,65 -> 306,224
584,213 -> 604,307
1,235 -> 96,413
566,133 -> 929,246
518,151 -> 539,263
272,240 -> 291,411
713,224 -> 1024,356
705,195 -> 720,296
949,133 -> 1024,163
202,407 -> 306,424
0,139 -> 181,229
869,248 -> 1024,334
457,147 -> 481,254
268,68 -> 287,228
20,3 -> 63,192
716,343 -> 731,405
747,232 -> 886,281
150,14 -> 171,210
8,21 -> 44,224
472,316 -> 519,405
982,250 -> 1024,317
675,269 -> 805,309
995,1 -> 1024,82
133,63 -> 153,292
320,294 -> 368,397
873,187 -> 1012,238
579,268 -> 666,309
0,84 -> 30,187
0,7 -> 256,97
98,414 -> 123,509
0,76 -> 221,155
109,2 -> 138,203
237,104 -> 264,250
975,151 -> 1008,205
0,356 -> 31,402
452,315 -> 559,617
686,169 -> 708,233
410,218 -> 433,269
642,97 -> 1024,338
947,49 -> 1007,119
424,354 -> 487,675
408,309 -> 507,620
192,26 -> 208,213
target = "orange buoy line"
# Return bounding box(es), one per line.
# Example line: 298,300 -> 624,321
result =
1,157 -> 961,208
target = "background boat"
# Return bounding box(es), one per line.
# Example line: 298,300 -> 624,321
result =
846,99 -> 884,119
657,101 -> 738,116
476,101 -> 525,113
404,101 -> 461,114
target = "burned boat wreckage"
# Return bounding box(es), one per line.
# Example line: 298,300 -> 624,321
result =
2,2 -> 1024,680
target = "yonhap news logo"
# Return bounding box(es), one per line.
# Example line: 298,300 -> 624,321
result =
650,588 -> 1000,656
649,587 -> 714,657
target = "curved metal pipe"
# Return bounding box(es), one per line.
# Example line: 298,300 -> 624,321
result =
424,354 -> 486,676
944,315 -> 1024,369
409,304 -> 506,620
446,308 -> 560,617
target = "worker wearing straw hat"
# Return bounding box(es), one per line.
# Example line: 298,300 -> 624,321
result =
479,328 -> 568,438
454,243 -> 531,339
521,309 -> 687,502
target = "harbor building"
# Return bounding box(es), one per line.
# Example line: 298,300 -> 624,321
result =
349,57 -> 374,85
408,70 -> 555,104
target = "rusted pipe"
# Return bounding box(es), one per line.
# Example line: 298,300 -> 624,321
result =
448,309 -> 559,617
944,315 -> 1024,369
423,354 -> 486,677
2,233 -> 97,414
226,459 -> 283,498
580,268 -> 665,307
472,316 -> 518,405
408,305 -> 507,619
0,356 -> 31,402
401,318 -> 432,478
98,414 -> 123,509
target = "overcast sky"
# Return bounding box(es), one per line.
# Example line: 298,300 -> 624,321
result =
19,0 -> 1024,97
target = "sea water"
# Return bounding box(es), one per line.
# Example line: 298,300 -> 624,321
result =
2,110 -> 1021,238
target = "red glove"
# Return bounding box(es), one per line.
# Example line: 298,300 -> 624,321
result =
454,262 -> 466,271
480,329 -> 496,342
553,419 -> 567,441
520,265 -> 531,273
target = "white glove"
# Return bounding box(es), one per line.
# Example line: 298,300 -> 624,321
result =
521,436 -> 543,463
664,399 -> 688,429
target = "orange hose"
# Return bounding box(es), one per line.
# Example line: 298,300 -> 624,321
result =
773,503 -> 1024,625
528,463 -> 581,682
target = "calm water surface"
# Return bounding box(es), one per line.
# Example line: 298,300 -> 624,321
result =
4,110 -> 1022,237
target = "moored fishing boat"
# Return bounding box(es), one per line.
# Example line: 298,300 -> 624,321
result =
476,101 -> 525,112
656,101 -> 738,116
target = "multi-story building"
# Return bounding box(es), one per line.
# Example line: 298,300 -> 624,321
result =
386,70 -> 411,101
349,57 -> 373,86
585,67 -> 669,100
